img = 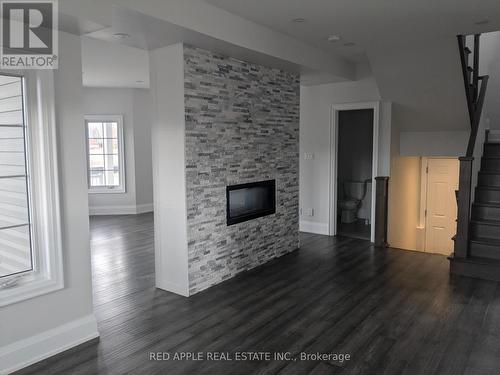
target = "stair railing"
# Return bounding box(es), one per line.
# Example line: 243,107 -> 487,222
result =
466,76 -> 489,157
454,34 -> 489,259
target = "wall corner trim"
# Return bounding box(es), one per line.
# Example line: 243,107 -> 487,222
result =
0,314 -> 99,374
156,281 -> 190,298
299,221 -> 329,235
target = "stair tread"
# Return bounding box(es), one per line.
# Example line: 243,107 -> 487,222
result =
473,202 -> 500,208
470,218 -> 500,226
470,237 -> 500,245
450,255 -> 500,266
476,185 -> 500,191
479,171 -> 500,175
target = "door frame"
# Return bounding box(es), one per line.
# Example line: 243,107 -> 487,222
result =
328,101 -> 380,242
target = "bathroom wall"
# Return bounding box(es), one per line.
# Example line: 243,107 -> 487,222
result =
337,109 -> 374,220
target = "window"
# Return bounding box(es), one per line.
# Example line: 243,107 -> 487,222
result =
0,74 -> 32,279
0,70 -> 63,307
85,115 -> 125,193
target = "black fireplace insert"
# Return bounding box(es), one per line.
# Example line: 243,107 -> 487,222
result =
226,180 -> 276,225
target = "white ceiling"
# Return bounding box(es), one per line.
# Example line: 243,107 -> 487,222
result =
80,6 -> 305,77
203,0 -> 500,131
206,0 -> 500,63
59,0 -> 356,86
64,0 -> 500,131
77,7 -> 305,88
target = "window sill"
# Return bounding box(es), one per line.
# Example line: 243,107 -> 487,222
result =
88,188 -> 126,195
0,273 -> 64,307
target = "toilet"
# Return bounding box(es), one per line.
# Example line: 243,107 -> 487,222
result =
338,181 -> 370,224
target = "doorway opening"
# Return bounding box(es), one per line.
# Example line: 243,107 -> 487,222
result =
329,102 -> 379,242
336,109 -> 374,240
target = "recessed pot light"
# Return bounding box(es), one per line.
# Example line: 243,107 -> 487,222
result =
327,35 -> 341,43
113,32 -> 131,39
343,42 -> 356,47
292,18 -> 306,23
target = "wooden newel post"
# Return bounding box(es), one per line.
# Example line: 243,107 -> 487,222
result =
374,176 -> 389,248
454,156 -> 474,258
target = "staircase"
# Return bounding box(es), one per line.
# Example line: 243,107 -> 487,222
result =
449,33 -> 500,281
450,133 -> 500,281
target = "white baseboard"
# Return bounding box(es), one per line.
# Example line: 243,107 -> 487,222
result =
0,314 -> 99,375
89,203 -> 154,216
136,203 -> 154,214
299,220 -> 329,235
89,205 -> 136,215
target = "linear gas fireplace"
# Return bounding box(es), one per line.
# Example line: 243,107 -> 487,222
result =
226,180 -> 276,225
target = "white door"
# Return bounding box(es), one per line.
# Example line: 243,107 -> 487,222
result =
425,158 -> 459,255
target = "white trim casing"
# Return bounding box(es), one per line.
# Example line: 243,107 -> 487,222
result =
419,157 -> 429,229
0,314 -> 99,375
329,101 -> 380,243
0,70 -> 64,307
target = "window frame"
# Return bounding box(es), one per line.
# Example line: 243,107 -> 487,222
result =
85,115 -> 126,194
0,69 -> 64,307
0,72 -> 33,280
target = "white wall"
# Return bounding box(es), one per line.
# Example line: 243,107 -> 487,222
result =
83,88 -> 154,215
0,32 -> 98,374
368,37 -> 469,132
81,37 -> 150,89
83,88 -> 137,214
133,89 -> 154,208
479,31 -> 500,129
400,131 -> 469,157
299,77 -> 392,234
150,43 -> 189,296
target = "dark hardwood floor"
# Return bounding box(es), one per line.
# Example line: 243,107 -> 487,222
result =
337,219 -> 371,240
15,213 -> 500,375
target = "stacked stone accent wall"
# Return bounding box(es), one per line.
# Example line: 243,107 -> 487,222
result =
183,45 -> 300,294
